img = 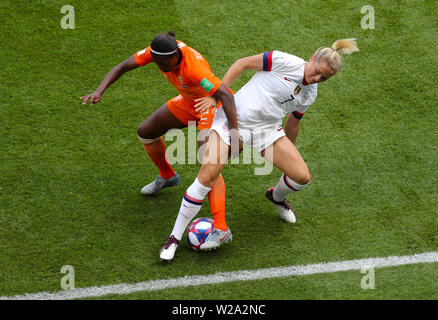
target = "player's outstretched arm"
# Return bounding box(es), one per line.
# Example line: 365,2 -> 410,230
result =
194,53 -> 265,113
221,53 -> 264,87
80,54 -> 139,105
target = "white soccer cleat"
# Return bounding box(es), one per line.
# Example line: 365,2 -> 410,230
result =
141,173 -> 181,195
199,228 -> 233,251
265,187 -> 296,223
159,235 -> 180,262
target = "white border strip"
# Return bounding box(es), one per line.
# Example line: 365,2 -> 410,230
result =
2,251 -> 437,300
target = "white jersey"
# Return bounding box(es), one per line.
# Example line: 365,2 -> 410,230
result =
211,50 -> 318,152
233,50 -> 318,130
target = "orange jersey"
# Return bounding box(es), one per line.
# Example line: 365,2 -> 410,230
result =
135,41 -> 222,100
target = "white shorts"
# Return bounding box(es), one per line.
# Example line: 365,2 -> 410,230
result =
210,108 -> 286,153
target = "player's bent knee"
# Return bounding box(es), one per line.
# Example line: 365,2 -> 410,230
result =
295,165 -> 311,185
137,124 -> 147,138
197,172 -> 212,187
299,172 -> 311,186
289,169 -> 311,186
137,125 -> 160,144
197,168 -> 219,188
138,135 -> 160,145
284,163 -> 311,186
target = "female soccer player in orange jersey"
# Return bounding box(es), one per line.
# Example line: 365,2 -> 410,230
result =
80,31 -> 238,238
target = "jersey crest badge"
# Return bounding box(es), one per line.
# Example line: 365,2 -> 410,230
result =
294,86 -> 301,96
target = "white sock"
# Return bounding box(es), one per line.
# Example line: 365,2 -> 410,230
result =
272,174 -> 309,202
170,178 -> 212,240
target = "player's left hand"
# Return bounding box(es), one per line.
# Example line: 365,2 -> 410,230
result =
194,96 -> 217,113
80,91 -> 102,105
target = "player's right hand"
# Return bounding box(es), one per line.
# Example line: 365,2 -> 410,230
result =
80,91 -> 102,105
194,96 -> 218,113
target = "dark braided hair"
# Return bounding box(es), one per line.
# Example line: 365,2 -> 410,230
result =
150,31 -> 178,56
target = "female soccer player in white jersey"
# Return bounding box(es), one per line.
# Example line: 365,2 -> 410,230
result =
159,39 -> 359,261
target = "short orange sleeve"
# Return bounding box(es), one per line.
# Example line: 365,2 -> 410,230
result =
135,46 -> 153,66
190,63 -> 222,96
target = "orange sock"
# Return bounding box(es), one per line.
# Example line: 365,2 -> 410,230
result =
143,137 -> 175,180
208,174 -> 227,231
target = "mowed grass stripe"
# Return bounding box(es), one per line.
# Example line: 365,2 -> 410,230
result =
2,252 -> 437,300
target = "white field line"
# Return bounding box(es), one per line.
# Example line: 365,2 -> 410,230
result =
2,251 -> 437,300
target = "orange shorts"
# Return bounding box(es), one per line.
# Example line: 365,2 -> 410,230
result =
167,95 -> 217,131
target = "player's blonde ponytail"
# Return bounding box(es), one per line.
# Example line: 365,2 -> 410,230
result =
314,39 -> 359,71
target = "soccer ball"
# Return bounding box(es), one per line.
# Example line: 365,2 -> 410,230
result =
186,217 -> 214,251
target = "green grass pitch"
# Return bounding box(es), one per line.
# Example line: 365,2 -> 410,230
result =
0,0 -> 437,299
